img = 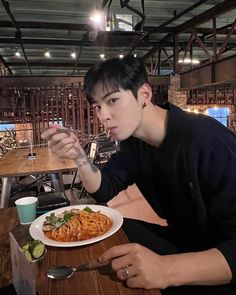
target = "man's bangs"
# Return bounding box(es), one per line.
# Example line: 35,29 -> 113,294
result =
101,76 -> 121,96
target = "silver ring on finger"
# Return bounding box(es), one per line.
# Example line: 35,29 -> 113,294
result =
122,265 -> 129,280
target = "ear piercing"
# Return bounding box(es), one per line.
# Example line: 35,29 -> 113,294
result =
142,102 -> 147,109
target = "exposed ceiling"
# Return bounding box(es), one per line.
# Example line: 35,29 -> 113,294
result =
0,0 -> 236,76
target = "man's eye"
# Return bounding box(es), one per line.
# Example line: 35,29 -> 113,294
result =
108,98 -> 118,104
92,105 -> 101,112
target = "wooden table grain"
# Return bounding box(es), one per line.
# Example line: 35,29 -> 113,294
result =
0,146 -> 78,208
0,146 -> 78,177
0,207 -> 162,295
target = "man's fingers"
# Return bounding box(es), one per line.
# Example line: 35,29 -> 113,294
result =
98,243 -> 136,263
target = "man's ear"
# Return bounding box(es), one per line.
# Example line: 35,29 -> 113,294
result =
138,83 -> 153,106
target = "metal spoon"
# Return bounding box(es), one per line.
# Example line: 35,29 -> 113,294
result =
47,260 -> 109,280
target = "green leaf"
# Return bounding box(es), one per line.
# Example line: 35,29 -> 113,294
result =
47,213 -> 58,225
84,206 -> 94,213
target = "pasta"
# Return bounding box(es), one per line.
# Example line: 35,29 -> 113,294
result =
42,208 -> 113,242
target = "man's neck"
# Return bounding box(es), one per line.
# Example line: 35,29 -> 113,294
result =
133,104 -> 168,147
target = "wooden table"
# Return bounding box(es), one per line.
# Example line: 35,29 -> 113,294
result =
0,147 -> 78,208
0,207 -> 162,295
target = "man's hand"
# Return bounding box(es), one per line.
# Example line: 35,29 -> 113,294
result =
98,243 -> 232,290
41,124 -> 86,160
98,243 -> 169,290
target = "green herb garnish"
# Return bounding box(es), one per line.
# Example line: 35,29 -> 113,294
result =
84,206 -> 94,213
46,212 -> 74,229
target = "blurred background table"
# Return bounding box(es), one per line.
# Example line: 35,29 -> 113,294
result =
0,207 -> 162,295
0,146 -> 78,208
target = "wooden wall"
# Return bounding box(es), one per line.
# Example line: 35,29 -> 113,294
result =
0,83 -> 102,146
0,75 -> 170,146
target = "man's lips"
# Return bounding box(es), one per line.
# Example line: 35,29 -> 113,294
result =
107,127 -> 117,136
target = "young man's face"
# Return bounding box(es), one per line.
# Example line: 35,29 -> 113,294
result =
91,82 -> 145,141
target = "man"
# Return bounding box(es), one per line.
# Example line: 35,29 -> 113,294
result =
41,56 -> 236,294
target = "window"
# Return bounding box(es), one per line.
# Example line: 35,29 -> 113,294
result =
207,107 -> 229,127
0,123 -> 15,132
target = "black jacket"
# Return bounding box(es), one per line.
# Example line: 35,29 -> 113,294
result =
91,103 -> 236,284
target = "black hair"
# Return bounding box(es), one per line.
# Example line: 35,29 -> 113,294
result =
84,56 -> 148,104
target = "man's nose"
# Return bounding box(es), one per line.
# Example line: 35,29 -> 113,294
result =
99,106 -> 111,123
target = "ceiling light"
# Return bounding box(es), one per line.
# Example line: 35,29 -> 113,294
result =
191,59 -> 200,65
183,58 -> 192,64
44,50 -> 51,58
15,49 -> 21,57
178,58 -> 200,65
119,51 -> 124,59
71,51 -> 76,59
89,10 -> 103,24
100,53 -> 105,59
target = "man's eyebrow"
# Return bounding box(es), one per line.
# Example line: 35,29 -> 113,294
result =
91,90 -> 118,103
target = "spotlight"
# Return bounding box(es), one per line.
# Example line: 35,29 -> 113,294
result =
44,50 -> 51,58
89,10 -> 103,24
183,58 -> 191,64
71,51 -> 76,59
15,49 -> 21,57
178,58 -> 200,65
191,59 -> 200,65
119,51 -> 124,59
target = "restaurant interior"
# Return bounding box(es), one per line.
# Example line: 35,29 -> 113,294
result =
1,0 -> 236,210
0,1 -> 236,294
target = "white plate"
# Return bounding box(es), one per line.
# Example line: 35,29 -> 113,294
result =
29,205 -> 123,247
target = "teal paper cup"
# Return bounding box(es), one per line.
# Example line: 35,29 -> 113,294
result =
15,197 -> 38,224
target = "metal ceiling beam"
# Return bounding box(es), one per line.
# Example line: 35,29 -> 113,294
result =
0,76 -> 84,87
0,75 -> 170,87
0,36 -> 173,47
0,54 -> 12,75
144,0 -> 236,60
7,61 -> 93,67
176,0 -> 236,34
162,0 -> 236,43
0,20 -> 91,31
2,20 -> 234,36
1,0 -> 32,75
148,0 -> 209,35
1,37 -> 235,49
180,54 -> 236,89
203,22 -> 236,38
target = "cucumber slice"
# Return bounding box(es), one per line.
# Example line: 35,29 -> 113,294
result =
23,250 -> 33,262
22,240 -> 46,261
31,243 -> 45,259
21,242 -> 30,251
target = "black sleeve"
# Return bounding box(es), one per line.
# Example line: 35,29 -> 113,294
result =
201,138 -> 236,284
89,140 -> 138,203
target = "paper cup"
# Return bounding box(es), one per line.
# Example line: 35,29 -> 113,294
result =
15,197 -> 38,224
